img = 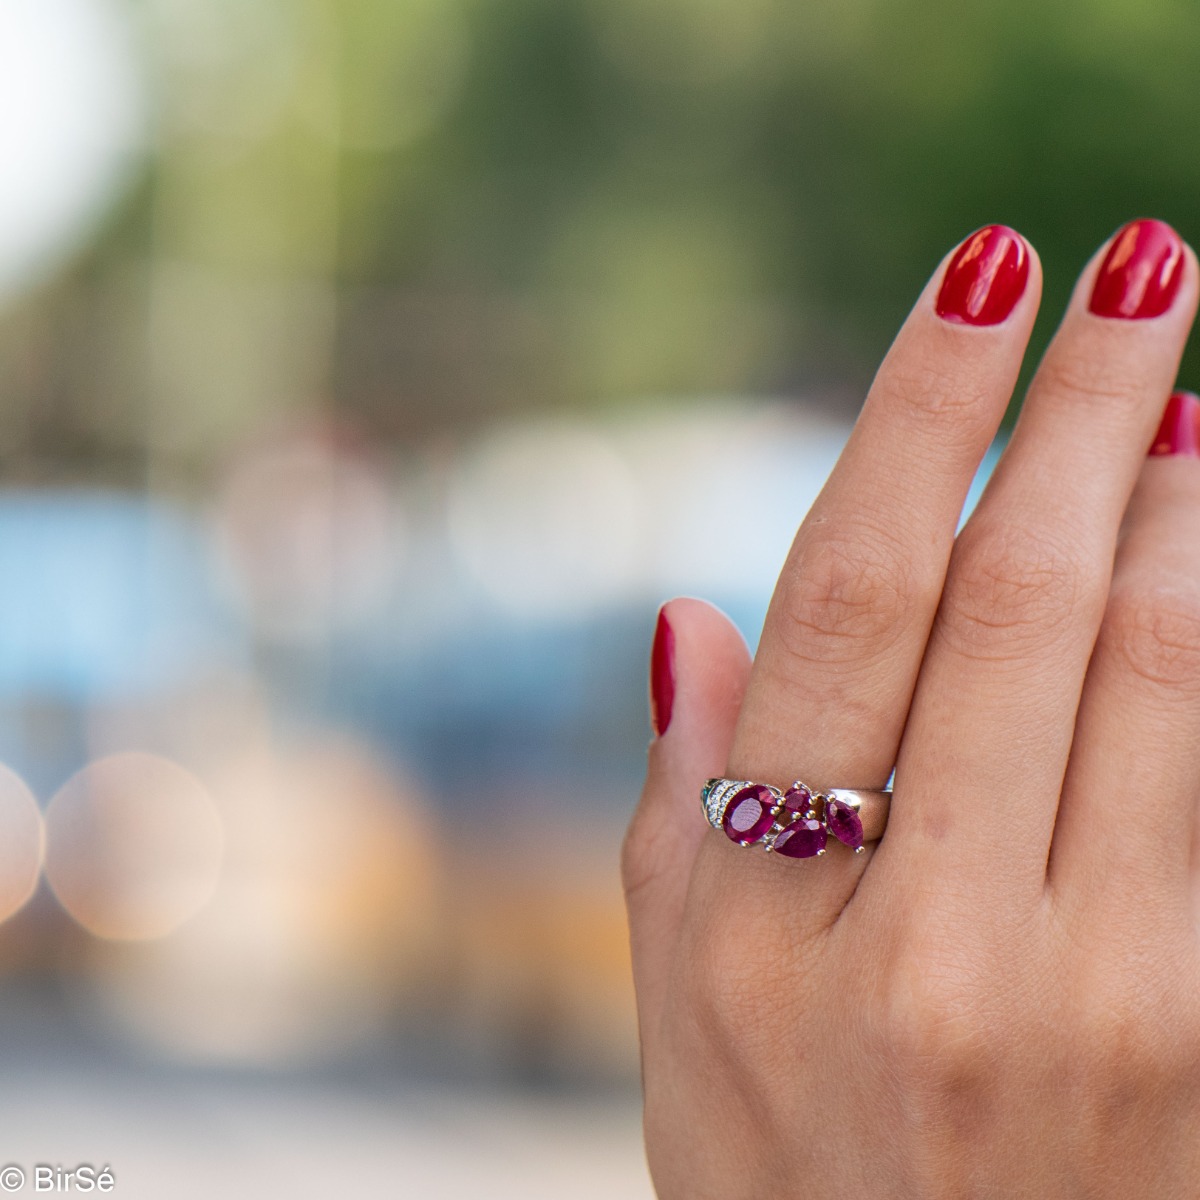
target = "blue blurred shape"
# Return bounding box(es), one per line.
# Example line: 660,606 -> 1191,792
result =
0,491 -> 241,699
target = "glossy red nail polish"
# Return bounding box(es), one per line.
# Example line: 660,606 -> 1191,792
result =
935,225 -> 1030,326
1089,218 -> 1185,319
650,608 -> 675,736
1149,390 -> 1200,457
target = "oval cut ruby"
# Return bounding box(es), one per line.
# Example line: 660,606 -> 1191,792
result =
721,785 -> 776,845
783,784 -> 812,813
772,817 -> 826,858
826,798 -> 864,850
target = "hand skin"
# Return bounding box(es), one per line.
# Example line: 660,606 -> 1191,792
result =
624,221 -> 1200,1198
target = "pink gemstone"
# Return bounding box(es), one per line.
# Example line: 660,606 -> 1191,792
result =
826,798 -> 864,850
783,784 -> 812,813
772,818 -> 826,858
722,785 -> 776,845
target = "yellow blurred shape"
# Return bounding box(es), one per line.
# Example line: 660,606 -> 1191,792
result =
44,752 -> 224,940
448,830 -> 639,1079
0,764 -> 44,924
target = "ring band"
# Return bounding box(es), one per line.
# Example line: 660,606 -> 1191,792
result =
701,777 -> 890,858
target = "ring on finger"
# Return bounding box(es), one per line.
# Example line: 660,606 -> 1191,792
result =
702,777 -> 890,858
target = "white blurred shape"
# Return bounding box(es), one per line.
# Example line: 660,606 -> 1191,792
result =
0,764 -> 43,923
44,753 -> 223,941
621,404 -> 850,597
214,434 -> 403,642
0,0 -> 144,306
448,422 -> 641,619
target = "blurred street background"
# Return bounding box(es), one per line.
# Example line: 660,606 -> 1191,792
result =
0,0 -> 1198,1193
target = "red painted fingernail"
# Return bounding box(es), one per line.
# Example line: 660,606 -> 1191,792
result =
1149,390 -> 1200,457
935,225 -> 1030,326
1089,218 -> 1185,319
650,608 -> 675,736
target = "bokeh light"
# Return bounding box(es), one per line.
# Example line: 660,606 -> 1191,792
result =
447,421 -> 641,619
619,404 -> 849,598
213,432 -> 403,641
0,763 -> 44,924
77,738 -> 437,1063
44,752 -> 224,941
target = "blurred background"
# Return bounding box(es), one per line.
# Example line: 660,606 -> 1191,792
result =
0,0 -> 1196,1193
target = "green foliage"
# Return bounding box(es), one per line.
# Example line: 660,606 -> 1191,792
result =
328,0 -> 1200,412
65,0 -> 1200,437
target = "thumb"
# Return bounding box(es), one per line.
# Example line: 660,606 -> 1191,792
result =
623,596 -> 752,1035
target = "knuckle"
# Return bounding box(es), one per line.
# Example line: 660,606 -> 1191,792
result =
870,926 -> 1004,1104
620,800 -> 682,914
1099,585 -> 1200,693
682,918 -> 778,1042
939,523 -> 1098,660
776,527 -> 921,664
883,359 -> 996,435
1070,953 -> 1200,1101
619,818 -> 658,910
1035,349 -> 1146,416
877,973 -> 1001,1123
1077,995 -> 1188,1105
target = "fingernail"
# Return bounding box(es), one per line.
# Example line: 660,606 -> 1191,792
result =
1149,390 -> 1200,457
650,608 -> 675,737
1089,218 -> 1185,319
935,224 -> 1030,326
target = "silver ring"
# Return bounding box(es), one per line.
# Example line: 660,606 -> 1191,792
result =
701,777 -> 890,858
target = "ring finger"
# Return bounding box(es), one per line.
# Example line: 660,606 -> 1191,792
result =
691,225 -> 1042,922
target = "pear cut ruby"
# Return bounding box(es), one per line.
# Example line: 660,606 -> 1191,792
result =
783,784 -> 812,813
721,785 -> 775,845
826,797 -> 864,850
772,817 -> 826,858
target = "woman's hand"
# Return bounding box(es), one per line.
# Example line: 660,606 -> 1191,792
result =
624,220 -> 1200,1198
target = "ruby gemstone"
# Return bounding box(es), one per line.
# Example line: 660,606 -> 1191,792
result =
772,818 -> 826,858
722,785 -> 776,845
783,784 -> 812,813
826,798 -> 864,850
